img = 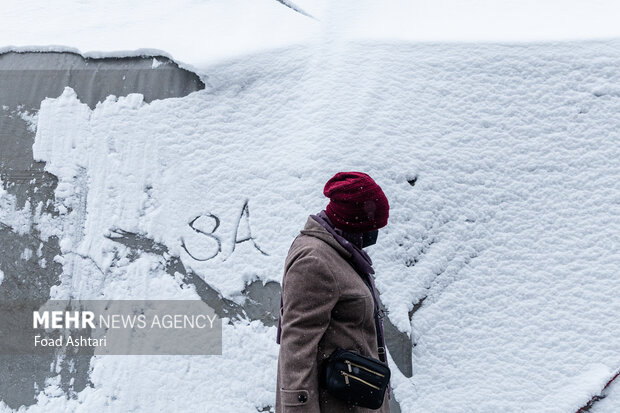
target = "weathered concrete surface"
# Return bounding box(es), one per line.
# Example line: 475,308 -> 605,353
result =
0,51 -> 203,409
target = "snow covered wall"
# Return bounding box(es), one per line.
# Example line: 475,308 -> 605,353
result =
0,51 -> 205,410
1,38 -> 620,413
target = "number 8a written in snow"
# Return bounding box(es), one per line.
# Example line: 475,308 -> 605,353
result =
181,199 -> 268,261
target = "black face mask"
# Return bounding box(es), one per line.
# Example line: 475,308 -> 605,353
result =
361,230 -> 379,248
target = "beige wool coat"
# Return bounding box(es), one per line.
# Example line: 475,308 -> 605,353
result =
276,216 -> 390,413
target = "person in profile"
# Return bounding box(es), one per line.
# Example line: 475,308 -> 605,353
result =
276,171 -> 391,412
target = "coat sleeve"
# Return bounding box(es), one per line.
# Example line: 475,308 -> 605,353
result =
278,253 -> 340,411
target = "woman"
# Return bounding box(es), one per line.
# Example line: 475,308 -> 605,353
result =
276,172 -> 391,412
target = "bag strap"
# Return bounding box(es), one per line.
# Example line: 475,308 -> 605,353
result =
361,274 -> 392,400
360,274 -> 386,364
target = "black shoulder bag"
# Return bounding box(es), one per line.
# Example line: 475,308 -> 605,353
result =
320,275 -> 391,409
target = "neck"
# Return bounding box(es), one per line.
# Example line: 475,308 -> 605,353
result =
340,230 -> 364,249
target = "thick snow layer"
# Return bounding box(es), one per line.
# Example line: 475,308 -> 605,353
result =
591,374 -> 620,413
295,0 -> 620,41
0,0 -> 315,69
23,40 -> 620,412
3,0 -> 620,68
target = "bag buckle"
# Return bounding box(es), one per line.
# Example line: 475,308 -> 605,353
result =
377,346 -> 385,355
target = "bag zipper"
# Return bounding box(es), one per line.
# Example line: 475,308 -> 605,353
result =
344,359 -> 385,377
340,371 -> 380,390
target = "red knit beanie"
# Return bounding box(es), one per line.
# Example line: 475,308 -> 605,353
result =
323,172 -> 389,232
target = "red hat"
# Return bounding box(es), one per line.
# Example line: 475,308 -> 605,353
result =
323,172 -> 389,232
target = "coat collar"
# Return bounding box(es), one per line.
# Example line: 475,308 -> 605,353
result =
300,216 -> 352,259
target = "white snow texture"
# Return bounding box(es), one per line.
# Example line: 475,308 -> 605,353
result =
4,39 -> 614,412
